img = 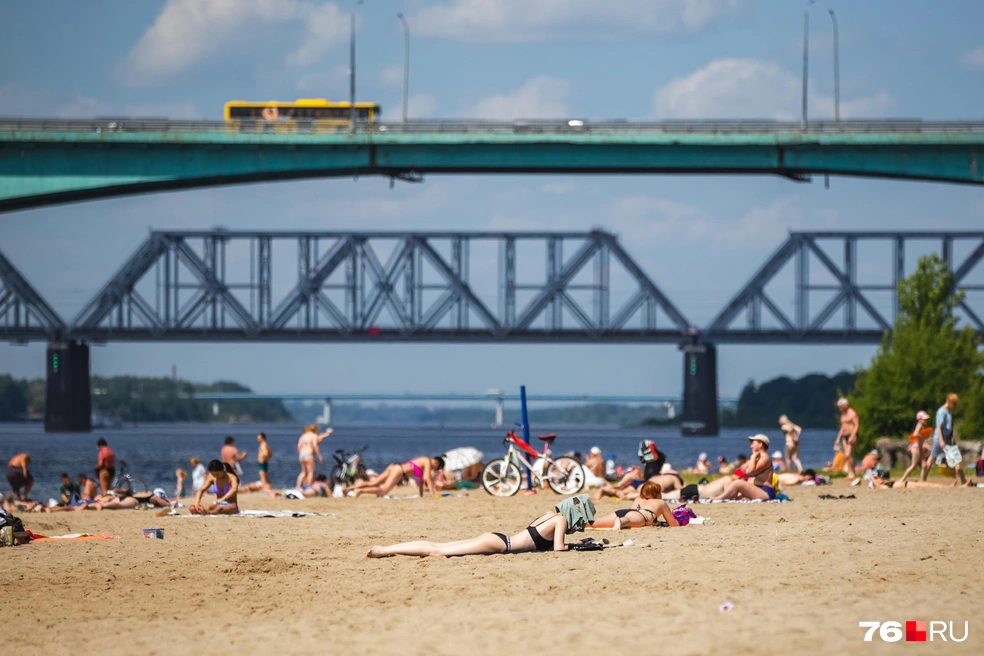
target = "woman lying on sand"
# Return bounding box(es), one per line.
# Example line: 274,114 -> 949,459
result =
590,482 -> 680,530
593,464 -> 685,500
67,490 -> 171,511
190,460 -> 239,515
367,509 -> 570,558
345,456 -> 444,498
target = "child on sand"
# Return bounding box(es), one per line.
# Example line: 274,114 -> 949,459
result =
189,460 -> 239,515
175,469 -> 188,498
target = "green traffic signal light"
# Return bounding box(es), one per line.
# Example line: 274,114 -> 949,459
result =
52,353 -> 59,373
689,355 -> 697,375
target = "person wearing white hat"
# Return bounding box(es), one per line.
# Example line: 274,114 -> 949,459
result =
584,447 -> 605,482
685,452 -> 712,474
770,450 -> 785,471
707,435 -> 776,501
833,398 -> 859,481
779,414 -> 803,473
899,410 -> 931,486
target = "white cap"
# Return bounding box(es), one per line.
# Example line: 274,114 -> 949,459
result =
916,410 -> 930,421
748,433 -> 770,447
698,452 -> 708,461
771,451 -> 783,459
589,446 -> 602,456
660,463 -> 673,474
837,397 -> 849,406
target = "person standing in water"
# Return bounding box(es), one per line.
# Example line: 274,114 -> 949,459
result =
296,424 -> 332,489
833,398 -> 859,481
779,414 -> 803,473
94,439 -> 115,495
6,453 -> 33,500
221,436 -> 248,480
256,432 -> 273,490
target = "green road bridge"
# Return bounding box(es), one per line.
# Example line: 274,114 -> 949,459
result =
1,119 -> 983,212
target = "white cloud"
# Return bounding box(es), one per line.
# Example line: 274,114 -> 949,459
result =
653,58 -> 895,120
54,96 -> 200,119
413,0 -> 740,43
380,65 -> 404,88
542,182 -> 577,195
467,76 -> 569,119
295,66 -> 348,96
408,94 -> 437,118
118,0 -> 347,86
961,46 -> 984,70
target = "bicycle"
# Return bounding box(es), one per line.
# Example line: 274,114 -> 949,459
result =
110,461 -> 147,495
328,445 -> 369,489
481,430 -> 585,497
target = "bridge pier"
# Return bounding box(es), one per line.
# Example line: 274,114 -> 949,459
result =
45,341 -> 92,432
494,399 -> 504,428
680,342 -> 718,436
316,399 -> 332,426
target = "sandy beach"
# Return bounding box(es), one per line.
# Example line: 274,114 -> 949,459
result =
3,480 -> 980,655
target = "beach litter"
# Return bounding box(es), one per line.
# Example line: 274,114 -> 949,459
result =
719,601 -> 735,612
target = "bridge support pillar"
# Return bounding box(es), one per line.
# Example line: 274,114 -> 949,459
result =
317,399 -> 332,426
680,342 -> 718,436
45,341 -> 92,432
494,399 -> 504,428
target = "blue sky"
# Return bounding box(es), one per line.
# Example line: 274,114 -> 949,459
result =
1,0 -> 983,397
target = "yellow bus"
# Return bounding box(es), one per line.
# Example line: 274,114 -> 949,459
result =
223,99 -> 381,130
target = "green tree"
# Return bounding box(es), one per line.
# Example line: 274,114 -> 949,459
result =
849,254 -> 984,452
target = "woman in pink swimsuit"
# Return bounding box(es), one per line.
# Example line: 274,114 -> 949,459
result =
344,456 -> 444,498
190,460 -> 240,515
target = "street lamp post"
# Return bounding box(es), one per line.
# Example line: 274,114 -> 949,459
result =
349,1 -> 364,133
801,9 -> 810,130
397,13 -> 410,123
349,11 -> 356,132
829,9 -> 840,123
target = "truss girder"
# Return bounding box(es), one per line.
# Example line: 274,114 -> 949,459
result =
0,248 -> 66,341
706,231 -> 984,342
57,230 -> 691,343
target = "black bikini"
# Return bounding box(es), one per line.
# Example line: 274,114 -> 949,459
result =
493,518 -> 555,553
614,506 -> 658,526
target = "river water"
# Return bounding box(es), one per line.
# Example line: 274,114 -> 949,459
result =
1,422 -> 841,500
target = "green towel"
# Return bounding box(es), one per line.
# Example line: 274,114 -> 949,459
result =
554,494 -> 595,534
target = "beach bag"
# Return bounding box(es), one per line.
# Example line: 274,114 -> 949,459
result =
977,458 -> 984,477
672,505 -> 697,526
943,445 -> 962,468
679,484 -> 699,502
0,510 -> 24,534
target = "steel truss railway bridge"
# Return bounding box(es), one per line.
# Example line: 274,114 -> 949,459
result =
2,229 -> 981,434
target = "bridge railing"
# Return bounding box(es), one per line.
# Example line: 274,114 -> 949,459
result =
3,117 -> 984,136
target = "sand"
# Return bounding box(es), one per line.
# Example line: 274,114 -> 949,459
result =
3,481 -> 981,655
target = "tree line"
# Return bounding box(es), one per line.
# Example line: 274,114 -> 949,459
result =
0,375 -> 291,423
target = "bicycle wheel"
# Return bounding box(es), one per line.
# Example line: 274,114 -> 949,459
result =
545,457 -> 585,495
328,465 -> 344,488
481,459 -> 521,497
127,476 -> 148,494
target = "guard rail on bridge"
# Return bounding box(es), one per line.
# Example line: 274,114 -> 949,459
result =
4,118 -> 984,135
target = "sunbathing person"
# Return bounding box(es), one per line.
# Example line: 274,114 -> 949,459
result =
344,456 -> 444,498
70,489 -> 171,511
590,482 -> 680,530
3,492 -> 41,513
870,473 -> 977,489
189,460 -> 240,515
285,474 -> 332,498
368,510 -> 570,558
592,465 -> 645,500
706,434 -> 777,501
777,469 -> 820,486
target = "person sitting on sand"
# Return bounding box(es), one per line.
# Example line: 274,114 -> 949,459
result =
590,482 -> 680,530
685,453 -> 712,474
717,456 -> 733,474
344,456 -> 444,498
58,473 -> 81,505
286,474 -> 332,498
645,463 -> 686,494
77,474 -> 98,501
190,460 -> 240,515
367,509 -> 573,558
707,435 -> 777,501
